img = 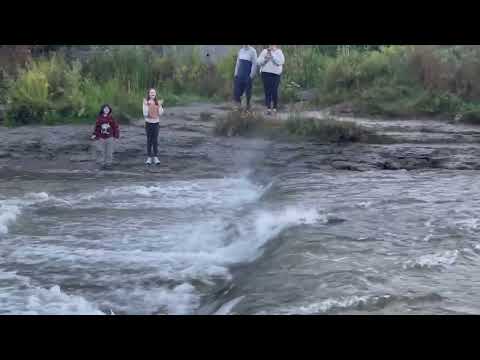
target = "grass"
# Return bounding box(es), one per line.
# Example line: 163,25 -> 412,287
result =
214,111 -> 269,137
215,111 -> 386,143
285,115 -> 385,143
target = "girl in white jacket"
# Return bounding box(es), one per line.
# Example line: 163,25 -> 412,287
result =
257,45 -> 285,115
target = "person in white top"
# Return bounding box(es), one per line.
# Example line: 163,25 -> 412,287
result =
233,45 -> 257,111
257,45 -> 285,115
142,88 -> 164,165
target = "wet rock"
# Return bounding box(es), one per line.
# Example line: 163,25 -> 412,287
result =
381,161 -> 401,170
70,154 -> 92,162
331,160 -> 366,171
3,102 -> 480,175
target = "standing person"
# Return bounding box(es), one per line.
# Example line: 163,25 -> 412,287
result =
233,45 -> 257,111
90,104 -> 120,169
257,45 -> 285,115
143,88 -> 164,165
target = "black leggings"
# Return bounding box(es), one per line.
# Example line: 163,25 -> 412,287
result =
261,72 -> 281,109
233,76 -> 252,106
145,122 -> 159,157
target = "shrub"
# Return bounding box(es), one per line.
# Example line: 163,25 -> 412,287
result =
285,115 -> 382,143
281,81 -> 302,104
456,102 -> 480,124
282,46 -> 328,89
414,91 -> 464,116
5,54 -> 88,125
83,46 -> 156,90
323,50 -> 364,91
208,48 -> 237,100
214,111 -> 266,136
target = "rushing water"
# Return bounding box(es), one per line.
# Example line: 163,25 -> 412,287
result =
2,107 -> 480,315
2,165 -> 480,315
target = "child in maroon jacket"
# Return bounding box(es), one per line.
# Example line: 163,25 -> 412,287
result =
90,104 -> 120,168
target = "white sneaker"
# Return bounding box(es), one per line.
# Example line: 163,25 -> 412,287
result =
153,157 -> 160,165
145,157 -> 152,165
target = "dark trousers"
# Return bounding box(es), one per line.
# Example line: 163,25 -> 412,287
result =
261,72 -> 281,109
145,122 -> 159,157
233,76 -> 252,106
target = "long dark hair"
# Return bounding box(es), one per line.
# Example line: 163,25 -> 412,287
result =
145,88 -> 159,106
99,104 -> 112,116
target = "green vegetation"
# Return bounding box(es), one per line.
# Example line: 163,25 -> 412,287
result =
215,111 -> 383,143
2,46 -> 236,126
214,111 -> 269,137
282,45 -> 480,122
285,115 -> 384,143
3,45 -> 480,127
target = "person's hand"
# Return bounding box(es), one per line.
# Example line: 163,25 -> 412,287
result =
90,135 -> 96,140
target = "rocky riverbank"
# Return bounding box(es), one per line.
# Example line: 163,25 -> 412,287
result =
2,102 -> 480,178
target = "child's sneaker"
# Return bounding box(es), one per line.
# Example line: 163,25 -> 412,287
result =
145,157 -> 152,165
153,157 -> 160,165
266,109 -> 272,115
272,108 -> 277,115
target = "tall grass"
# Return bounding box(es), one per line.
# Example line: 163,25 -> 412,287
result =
285,115 -> 383,143
6,45 -> 480,126
4,47 -> 228,125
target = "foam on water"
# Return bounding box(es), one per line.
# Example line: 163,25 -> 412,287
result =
0,204 -> 21,235
0,175 -> 326,314
217,206 -> 325,263
357,201 -> 373,209
270,291 -> 445,315
403,250 -> 459,270
263,295 -> 373,315
0,269 -> 104,315
24,286 -> 105,315
8,206 -> 323,281
0,192 -> 52,235
104,283 -> 200,315
69,177 -> 266,210
2,205 -> 323,314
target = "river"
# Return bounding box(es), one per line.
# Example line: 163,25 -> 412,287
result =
1,103 -> 480,314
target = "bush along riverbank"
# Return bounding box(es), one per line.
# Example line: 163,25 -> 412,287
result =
1,46 -> 237,126
214,111 -> 388,144
3,45 -> 480,127
294,46 -> 480,123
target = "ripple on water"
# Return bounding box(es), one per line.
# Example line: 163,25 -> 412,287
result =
262,292 -> 444,315
403,250 -> 459,270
